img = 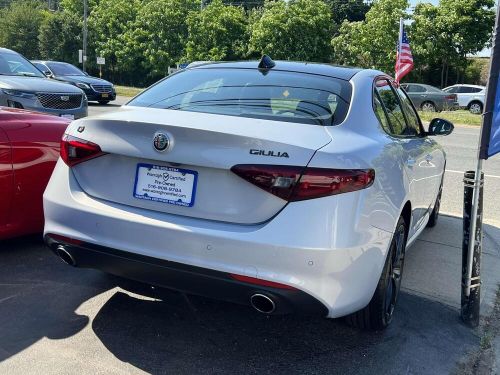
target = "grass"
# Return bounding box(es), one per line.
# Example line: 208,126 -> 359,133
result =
418,110 -> 482,126
115,85 -> 144,97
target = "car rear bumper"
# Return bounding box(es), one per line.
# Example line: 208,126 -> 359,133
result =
84,91 -> 116,102
44,234 -> 328,315
43,161 -> 394,318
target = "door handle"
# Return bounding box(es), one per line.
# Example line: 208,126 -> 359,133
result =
420,95 -> 427,98
407,158 -> 416,167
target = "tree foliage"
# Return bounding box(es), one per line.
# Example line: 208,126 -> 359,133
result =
326,0 -> 370,25
331,0 -> 408,73
38,11 -> 82,65
88,0 -> 142,82
185,0 -> 248,61
409,0 -> 494,86
0,0 -> 47,59
123,0 -> 199,78
249,0 -> 333,62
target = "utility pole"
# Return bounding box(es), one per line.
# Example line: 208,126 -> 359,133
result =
83,0 -> 88,72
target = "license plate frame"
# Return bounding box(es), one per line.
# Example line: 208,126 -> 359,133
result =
133,163 -> 198,207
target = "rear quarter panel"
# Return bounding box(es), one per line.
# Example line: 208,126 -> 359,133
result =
0,109 -> 69,239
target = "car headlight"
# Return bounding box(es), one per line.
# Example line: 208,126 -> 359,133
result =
75,82 -> 90,89
2,89 -> 36,99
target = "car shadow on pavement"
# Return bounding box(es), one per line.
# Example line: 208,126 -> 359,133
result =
91,284 -> 478,375
0,236 -> 116,363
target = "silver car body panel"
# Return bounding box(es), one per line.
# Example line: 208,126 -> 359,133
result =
44,66 -> 446,317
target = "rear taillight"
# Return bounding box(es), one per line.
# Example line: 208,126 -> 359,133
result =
445,94 -> 457,100
60,134 -> 105,167
231,164 -> 374,201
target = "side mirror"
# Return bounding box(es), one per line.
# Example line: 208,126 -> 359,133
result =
427,118 -> 454,136
43,71 -> 52,78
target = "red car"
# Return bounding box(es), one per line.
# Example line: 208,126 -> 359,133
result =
0,108 -> 69,240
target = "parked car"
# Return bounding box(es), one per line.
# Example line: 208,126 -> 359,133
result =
400,83 -> 458,112
443,84 -> 485,114
0,48 -> 87,119
32,60 -> 116,105
44,58 -> 453,330
0,107 -> 69,240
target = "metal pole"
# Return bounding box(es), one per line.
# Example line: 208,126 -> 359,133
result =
461,168 -> 484,327
83,0 -> 88,73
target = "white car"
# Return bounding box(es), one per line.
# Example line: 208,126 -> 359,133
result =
43,58 -> 453,330
443,84 -> 485,114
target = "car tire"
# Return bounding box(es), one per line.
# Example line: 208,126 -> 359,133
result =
468,101 -> 483,115
421,101 -> 436,112
99,101 -> 110,105
427,182 -> 443,228
345,216 -> 407,330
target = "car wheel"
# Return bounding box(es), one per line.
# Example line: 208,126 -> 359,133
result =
99,101 -> 110,105
345,216 -> 407,330
468,101 -> 483,115
421,101 -> 436,112
427,182 -> 442,228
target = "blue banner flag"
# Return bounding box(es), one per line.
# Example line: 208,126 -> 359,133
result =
480,6 -> 500,159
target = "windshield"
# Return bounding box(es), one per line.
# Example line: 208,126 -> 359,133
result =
127,68 -> 352,126
47,62 -> 85,76
0,52 -> 44,77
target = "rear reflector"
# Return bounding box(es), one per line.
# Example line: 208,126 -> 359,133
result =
46,233 -> 83,246
231,164 -> 374,201
229,274 -> 297,290
60,134 -> 105,167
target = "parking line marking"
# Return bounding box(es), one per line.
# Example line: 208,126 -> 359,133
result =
446,169 -> 500,179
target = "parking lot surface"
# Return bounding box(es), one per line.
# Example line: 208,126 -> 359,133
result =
1,115 -> 499,374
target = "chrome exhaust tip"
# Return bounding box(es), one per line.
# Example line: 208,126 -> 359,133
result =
250,293 -> 276,314
56,245 -> 76,267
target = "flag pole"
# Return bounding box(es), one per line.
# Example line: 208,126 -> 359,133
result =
395,17 -> 403,83
460,1 -> 500,326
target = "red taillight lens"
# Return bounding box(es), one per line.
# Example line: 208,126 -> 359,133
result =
445,94 -> 457,100
60,134 -> 104,167
229,274 -> 297,290
231,164 -> 375,201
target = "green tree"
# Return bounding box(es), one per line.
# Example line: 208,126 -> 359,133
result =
326,0 -> 371,25
249,0 -> 333,62
0,0 -> 47,58
38,11 -> 82,65
331,0 -> 408,73
60,0 -> 100,15
185,0 -> 248,61
123,0 -> 199,78
88,0 -> 142,82
410,0 -> 494,87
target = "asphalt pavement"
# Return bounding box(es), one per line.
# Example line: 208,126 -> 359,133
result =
1,107 -> 499,374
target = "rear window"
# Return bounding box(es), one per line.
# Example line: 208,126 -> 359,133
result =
127,68 -> 352,126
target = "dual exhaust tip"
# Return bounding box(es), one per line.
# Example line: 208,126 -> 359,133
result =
55,244 -> 278,314
250,293 -> 276,314
55,245 -> 77,267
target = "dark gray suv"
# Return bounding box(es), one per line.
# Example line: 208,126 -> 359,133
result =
0,48 -> 87,119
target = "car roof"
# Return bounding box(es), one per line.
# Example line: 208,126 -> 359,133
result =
0,47 -> 19,55
188,60 -> 363,81
444,84 -> 485,89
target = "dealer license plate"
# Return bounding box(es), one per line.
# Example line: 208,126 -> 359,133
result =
133,163 -> 198,207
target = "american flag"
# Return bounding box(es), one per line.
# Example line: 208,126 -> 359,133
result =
395,19 -> 413,83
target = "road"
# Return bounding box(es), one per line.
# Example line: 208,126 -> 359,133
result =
0,105 -> 499,374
